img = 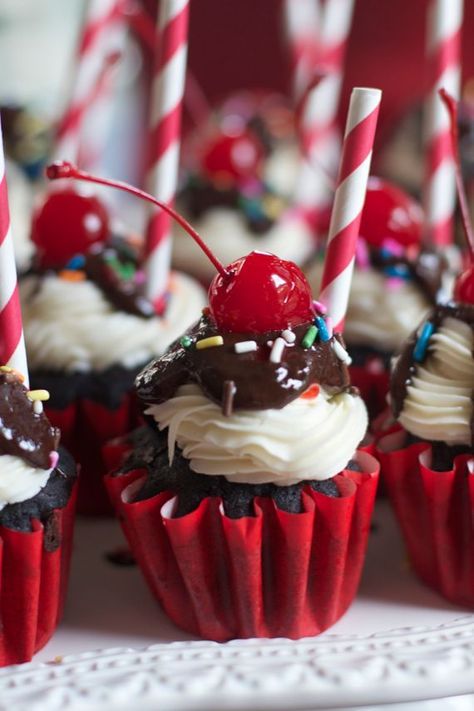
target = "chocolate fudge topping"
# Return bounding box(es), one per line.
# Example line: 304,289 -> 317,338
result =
136,313 -> 351,411
370,245 -> 447,304
0,371 -> 60,469
390,302 -> 474,428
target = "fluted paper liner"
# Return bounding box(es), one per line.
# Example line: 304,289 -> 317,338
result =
0,483 -> 77,666
105,450 -> 379,641
377,429 -> 473,608
46,395 -> 140,515
349,365 -> 390,420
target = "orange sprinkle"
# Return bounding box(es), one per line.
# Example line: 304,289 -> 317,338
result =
59,270 -> 86,282
300,384 -> 320,400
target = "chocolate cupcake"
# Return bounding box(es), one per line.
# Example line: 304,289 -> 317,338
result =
0,368 -> 77,665
106,250 -> 379,641
20,189 -> 206,514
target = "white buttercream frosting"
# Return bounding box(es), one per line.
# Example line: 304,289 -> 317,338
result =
306,260 -> 431,352
398,316 -> 474,446
146,382 -> 368,486
0,454 -> 53,511
262,141 -> 300,198
172,207 -> 314,282
21,271 -> 206,372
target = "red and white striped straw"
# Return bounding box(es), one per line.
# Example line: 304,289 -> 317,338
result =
284,0 -> 321,102
0,119 -> 28,384
53,0 -> 127,169
291,0 -> 355,227
319,87 -> 382,333
423,0 -> 463,246
144,0 -> 189,309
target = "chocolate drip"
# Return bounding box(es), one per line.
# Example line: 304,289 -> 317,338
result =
370,246 -> 447,304
136,315 -> 350,411
0,373 -> 60,468
390,302 -> 474,443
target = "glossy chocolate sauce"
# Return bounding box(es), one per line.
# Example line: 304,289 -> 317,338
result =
0,372 -> 60,468
390,303 -> 474,442
136,314 -> 351,411
370,246 -> 447,304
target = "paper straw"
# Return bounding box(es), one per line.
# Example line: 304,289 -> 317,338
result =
53,0 -> 128,170
0,118 -> 28,384
144,0 -> 189,309
319,87 -> 382,332
284,0 -> 322,102
423,0 -> 463,246
292,0 -> 355,228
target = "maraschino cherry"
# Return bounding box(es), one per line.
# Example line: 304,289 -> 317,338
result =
360,177 -> 423,249
439,89 -> 474,304
31,189 -> 109,268
200,124 -> 265,186
46,162 -> 314,332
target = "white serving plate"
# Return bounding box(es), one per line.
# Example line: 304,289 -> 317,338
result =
0,502 -> 473,711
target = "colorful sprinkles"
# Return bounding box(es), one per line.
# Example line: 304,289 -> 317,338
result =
332,339 -> 352,365
180,335 -> 193,348
301,325 -> 318,349
196,335 -> 224,350
314,316 -> 330,342
234,340 -> 258,354
269,337 -> 286,363
413,321 -> 435,362
281,329 -> 296,344
27,389 -> 50,402
222,380 -> 237,417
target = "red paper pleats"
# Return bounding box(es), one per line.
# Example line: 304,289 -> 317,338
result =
46,395 -> 140,515
0,484 -> 77,666
377,431 -> 474,608
349,365 -> 390,420
105,450 -> 379,641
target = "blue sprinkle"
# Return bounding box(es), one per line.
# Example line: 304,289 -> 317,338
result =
384,264 -> 411,279
413,321 -> 435,362
314,316 -> 330,342
379,247 -> 393,259
66,254 -> 86,269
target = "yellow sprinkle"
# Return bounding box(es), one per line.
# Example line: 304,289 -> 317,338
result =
27,389 -> 50,402
262,194 -> 284,219
195,335 -> 224,350
0,366 -> 25,382
58,270 -> 86,282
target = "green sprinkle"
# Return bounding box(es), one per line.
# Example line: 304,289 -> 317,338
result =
180,336 -> 193,348
301,325 -> 318,349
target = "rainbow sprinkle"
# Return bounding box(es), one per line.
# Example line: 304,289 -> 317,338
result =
234,340 -> 257,354
314,316 -> 330,342
269,337 -> 286,363
180,335 -> 193,348
281,329 -> 296,344
332,339 -> 352,365
27,389 -> 50,402
413,321 -> 435,362
196,335 -> 224,350
301,325 -> 318,349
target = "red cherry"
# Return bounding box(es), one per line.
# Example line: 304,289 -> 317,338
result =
209,251 -> 314,333
201,128 -> 264,185
360,177 -> 423,249
31,189 -> 109,268
454,265 -> 474,304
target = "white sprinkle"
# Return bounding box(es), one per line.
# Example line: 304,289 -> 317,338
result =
332,339 -> 352,365
269,337 -> 286,363
267,340 -> 274,347
468,459 -> 474,474
33,400 -> 44,415
281,329 -> 296,344
234,340 -> 258,354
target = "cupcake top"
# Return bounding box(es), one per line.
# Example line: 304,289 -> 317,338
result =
390,302 -> 474,447
0,368 -> 60,510
21,189 -> 206,373
137,306 -> 368,486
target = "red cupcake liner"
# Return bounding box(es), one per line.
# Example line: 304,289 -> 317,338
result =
0,483 -> 77,666
105,448 -> 379,641
349,365 -> 390,421
46,395 -> 140,515
377,428 -> 474,608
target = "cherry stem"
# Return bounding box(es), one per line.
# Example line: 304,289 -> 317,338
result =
46,161 -> 229,278
439,88 -> 474,260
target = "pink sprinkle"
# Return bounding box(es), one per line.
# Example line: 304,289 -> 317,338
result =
49,451 -> 59,470
355,238 -> 370,269
386,277 -> 403,291
382,238 -> 404,257
134,270 -> 146,285
325,316 -> 333,337
312,300 -> 327,315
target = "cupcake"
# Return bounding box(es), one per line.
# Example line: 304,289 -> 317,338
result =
0,368 -> 77,665
105,245 -> 379,641
306,177 -> 454,417
172,92 -> 314,283
20,185 -> 206,514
